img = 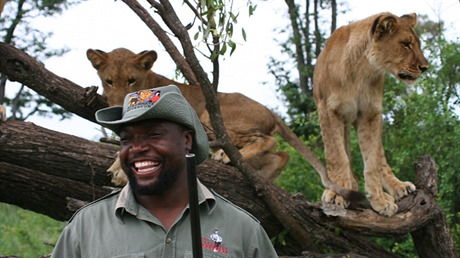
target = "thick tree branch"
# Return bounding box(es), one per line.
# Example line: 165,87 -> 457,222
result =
0,43 -> 106,123
410,156 -> 457,258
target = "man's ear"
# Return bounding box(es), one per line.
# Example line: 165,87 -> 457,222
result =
185,131 -> 193,152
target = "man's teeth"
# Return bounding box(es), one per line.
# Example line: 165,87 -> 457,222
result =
134,161 -> 159,173
135,161 -> 159,168
138,167 -> 155,173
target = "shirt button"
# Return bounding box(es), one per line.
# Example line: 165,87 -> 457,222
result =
165,237 -> 172,244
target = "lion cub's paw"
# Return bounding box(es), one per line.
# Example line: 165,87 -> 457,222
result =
211,149 -> 231,164
390,181 -> 416,201
322,189 -> 350,208
0,104 -> 6,122
368,192 -> 398,217
107,154 -> 128,186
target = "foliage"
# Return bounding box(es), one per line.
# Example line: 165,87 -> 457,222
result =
189,0 -> 256,60
267,0 -> 346,137
275,132 -> 324,202
0,203 -> 64,257
0,0 -> 81,121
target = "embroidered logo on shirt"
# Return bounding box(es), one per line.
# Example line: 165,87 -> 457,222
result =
201,229 -> 228,254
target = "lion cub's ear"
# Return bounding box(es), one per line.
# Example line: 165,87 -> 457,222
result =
400,13 -> 417,28
87,49 -> 108,70
371,14 -> 398,40
134,51 -> 158,70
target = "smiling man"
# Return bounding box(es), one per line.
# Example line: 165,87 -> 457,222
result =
51,85 -> 278,258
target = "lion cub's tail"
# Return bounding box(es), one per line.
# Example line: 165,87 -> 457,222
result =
273,113 -> 365,203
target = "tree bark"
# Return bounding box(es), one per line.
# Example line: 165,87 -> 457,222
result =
0,42 -> 107,124
410,156 -> 457,258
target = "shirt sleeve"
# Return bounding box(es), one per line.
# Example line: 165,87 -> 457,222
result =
51,223 -> 81,258
251,223 -> 279,258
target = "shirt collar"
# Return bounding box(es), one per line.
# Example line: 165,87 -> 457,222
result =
115,180 -> 216,221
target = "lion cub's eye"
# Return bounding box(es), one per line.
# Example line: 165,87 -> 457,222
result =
401,41 -> 412,49
128,78 -> 136,85
105,79 -> 113,85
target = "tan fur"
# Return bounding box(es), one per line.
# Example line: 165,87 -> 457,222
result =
87,48 -> 291,183
0,0 -> 5,17
313,13 -> 429,216
0,104 -> 6,122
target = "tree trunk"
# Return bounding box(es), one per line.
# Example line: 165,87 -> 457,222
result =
0,38 -> 456,258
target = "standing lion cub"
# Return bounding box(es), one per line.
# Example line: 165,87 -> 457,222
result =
313,12 -> 428,216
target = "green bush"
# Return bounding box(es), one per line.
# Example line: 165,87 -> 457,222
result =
0,203 -> 65,257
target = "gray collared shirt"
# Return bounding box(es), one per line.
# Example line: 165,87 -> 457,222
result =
51,181 -> 278,258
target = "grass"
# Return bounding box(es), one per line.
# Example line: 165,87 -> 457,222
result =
0,203 -> 65,258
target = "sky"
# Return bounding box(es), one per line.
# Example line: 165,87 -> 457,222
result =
4,0 -> 460,140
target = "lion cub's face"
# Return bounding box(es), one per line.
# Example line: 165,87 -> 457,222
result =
368,13 -> 429,84
87,48 -> 158,106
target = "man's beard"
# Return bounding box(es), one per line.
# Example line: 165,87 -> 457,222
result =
123,160 -> 179,196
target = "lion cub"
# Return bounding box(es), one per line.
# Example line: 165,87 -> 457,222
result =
313,13 -> 428,216
87,48 -> 290,185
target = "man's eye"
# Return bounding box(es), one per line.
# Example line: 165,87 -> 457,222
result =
119,137 -> 131,144
148,133 -> 161,139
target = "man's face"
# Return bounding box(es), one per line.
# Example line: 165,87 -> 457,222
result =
118,119 -> 193,196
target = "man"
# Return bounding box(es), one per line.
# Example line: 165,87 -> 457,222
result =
51,85 -> 278,257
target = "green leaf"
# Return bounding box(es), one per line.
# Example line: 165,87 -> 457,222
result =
226,22 -> 233,37
220,42 -> 227,55
248,4 -> 257,16
228,40 -> 236,55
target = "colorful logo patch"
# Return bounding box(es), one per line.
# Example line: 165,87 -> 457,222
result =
126,89 -> 161,112
201,229 -> 228,254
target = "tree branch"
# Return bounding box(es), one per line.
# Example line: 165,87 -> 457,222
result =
0,42 -> 107,123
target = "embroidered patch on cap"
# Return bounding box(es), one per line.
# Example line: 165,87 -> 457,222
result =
126,89 -> 161,112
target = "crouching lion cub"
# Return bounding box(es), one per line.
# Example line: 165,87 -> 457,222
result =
313,12 -> 429,216
87,48 -> 291,183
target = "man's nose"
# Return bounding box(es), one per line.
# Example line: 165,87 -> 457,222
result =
130,137 -> 149,152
